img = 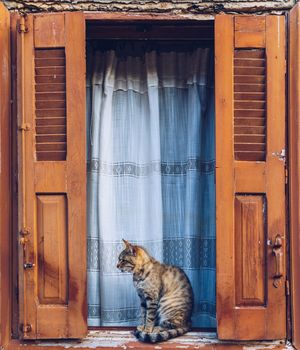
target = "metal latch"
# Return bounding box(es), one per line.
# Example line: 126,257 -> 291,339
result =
272,149 -> 286,162
285,280 -> 290,296
20,228 -> 35,270
272,234 -> 284,288
17,16 -> 28,34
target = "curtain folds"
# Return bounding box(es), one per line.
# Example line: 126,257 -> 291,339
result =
86,44 -> 216,328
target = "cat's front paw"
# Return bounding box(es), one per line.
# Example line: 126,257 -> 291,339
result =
143,326 -> 154,333
152,326 -> 163,333
136,325 -> 145,332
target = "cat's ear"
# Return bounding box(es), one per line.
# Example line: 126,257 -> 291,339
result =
122,239 -> 130,249
122,239 -> 137,256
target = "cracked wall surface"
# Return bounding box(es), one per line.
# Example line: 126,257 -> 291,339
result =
2,0 -> 297,14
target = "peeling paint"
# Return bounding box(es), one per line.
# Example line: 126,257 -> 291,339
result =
19,331 -> 293,349
244,345 -> 293,350
34,331 -> 135,348
2,0 -> 297,14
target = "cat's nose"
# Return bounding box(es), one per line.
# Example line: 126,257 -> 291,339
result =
116,262 -> 120,269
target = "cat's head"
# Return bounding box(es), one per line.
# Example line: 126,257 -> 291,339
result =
116,239 -> 138,273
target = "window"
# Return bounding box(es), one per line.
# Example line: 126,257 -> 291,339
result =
14,12 -> 287,342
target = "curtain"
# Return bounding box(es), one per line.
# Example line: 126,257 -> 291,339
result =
86,43 -> 216,328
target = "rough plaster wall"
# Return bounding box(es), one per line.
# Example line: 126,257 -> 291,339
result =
2,0 -> 297,14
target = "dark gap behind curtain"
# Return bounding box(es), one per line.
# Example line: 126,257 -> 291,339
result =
86,41 -> 216,328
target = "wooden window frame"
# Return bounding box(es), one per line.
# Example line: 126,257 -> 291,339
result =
289,4 -> 300,349
0,10 -> 294,350
0,2 -> 12,348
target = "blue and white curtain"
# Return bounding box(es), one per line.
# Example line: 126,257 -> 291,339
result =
86,43 -> 216,328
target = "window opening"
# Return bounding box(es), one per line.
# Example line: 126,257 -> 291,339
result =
86,24 -> 216,330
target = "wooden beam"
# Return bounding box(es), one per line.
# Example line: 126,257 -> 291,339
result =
84,12 -> 214,21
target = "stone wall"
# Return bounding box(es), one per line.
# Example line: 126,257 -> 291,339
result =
2,0 -> 297,14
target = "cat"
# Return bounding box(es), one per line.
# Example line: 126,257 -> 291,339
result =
117,239 -> 194,343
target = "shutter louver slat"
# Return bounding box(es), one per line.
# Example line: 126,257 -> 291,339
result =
35,48 -> 66,161
234,49 -> 266,161
234,75 -> 265,84
35,48 -> 65,58
36,83 -> 66,92
235,84 -> 265,92
36,118 -> 66,126
36,134 -> 66,143
35,58 -> 65,67
234,58 -> 265,67
36,76 -> 65,84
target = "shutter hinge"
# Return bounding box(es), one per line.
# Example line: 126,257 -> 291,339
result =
285,167 -> 288,185
20,324 -> 32,334
285,280 -> 290,296
20,228 -> 30,236
285,58 -> 287,77
18,123 -> 31,131
17,16 -> 28,34
19,228 -> 30,245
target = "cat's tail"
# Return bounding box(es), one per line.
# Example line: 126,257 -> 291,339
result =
134,326 -> 190,343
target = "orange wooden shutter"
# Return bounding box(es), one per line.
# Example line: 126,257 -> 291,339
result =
289,4 -> 300,349
215,15 -> 286,340
17,13 -> 87,339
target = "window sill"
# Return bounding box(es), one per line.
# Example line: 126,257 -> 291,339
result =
7,331 -> 292,350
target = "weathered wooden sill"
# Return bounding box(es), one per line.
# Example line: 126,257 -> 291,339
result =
6,331 -> 294,350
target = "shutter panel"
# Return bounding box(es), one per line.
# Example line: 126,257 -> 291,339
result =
289,4 -> 300,349
17,13 -> 87,339
215,15 -> 286,340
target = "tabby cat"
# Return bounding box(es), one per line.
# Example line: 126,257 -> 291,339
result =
117,239 -> 194,343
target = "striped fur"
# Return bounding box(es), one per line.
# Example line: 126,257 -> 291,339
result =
134,325 -> 190,343
117,239 -> 194,343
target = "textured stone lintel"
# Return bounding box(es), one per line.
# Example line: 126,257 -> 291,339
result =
2,0 -> 297,14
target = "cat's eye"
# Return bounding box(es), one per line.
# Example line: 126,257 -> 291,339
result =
122,259 -> 133,265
